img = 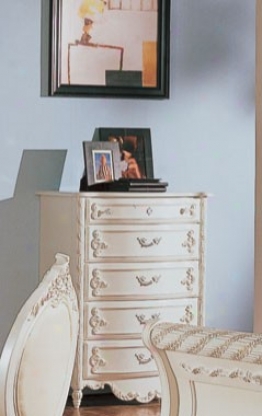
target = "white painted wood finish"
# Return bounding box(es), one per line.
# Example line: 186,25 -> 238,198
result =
143,321 -> 262,416
0,253 -> 79,416
38,192 -> 208,407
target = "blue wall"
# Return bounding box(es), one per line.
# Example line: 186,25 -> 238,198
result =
0,0 -> 255,350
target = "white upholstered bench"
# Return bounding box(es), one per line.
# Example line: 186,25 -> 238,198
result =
143,321 -> 262,416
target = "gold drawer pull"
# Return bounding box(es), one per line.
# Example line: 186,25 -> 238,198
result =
136,313 -> 160,325
136,275 -> 161,286
135,353 -> 153,365
137,237 -> 162,248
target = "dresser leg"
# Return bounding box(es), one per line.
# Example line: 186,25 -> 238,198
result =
72,389 -> 83,408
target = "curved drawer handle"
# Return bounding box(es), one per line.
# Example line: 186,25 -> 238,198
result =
136,274 -> 161,287
135,353 -> 153,365
136,313 -> 160,325
137,237 -> 162,248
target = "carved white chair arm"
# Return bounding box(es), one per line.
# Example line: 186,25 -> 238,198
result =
142,321 -> 262,416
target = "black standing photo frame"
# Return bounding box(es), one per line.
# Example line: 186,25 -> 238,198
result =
41,0 -> 170,99
92,127 -> 154,179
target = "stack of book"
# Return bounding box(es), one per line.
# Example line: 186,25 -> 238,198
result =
80,177 -> 168,192
108,178 -> 168,192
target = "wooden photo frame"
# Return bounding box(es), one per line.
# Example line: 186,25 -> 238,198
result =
82,141 -> 122,187
41,0 -> 170,99
92,127 -> 154,179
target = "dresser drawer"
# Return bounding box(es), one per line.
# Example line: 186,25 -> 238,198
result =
83,339 -> 158,378
87,197 -> 201,223
83,299 -> 198,339
86,224 -> 200,261
84,261 -> 200,301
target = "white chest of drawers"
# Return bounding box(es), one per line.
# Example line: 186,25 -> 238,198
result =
38,192 -> 208,407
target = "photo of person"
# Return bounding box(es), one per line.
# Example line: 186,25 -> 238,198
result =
108,135 -> 146,179
93,150 -> 113,182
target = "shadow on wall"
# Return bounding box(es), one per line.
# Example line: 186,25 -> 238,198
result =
0,149 -> 67,353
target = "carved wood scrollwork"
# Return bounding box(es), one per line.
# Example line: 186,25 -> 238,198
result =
137,237 -> 162,248
180,204 -> 196,217
181,268 -> 195,291
90,347 -> 106,373
136,313 -> 161,325
180,305 -> 194,324
90,269 -> 108,296
90,308 -> 107,334
180,363 -> 262,386
136,274 -> 161,286
31,268 -> 78,317
135,352 -> 153,365
91,230 -> 108,257
91,204 -> 112,220
146,207 -> 153,216
182,230 -> 195,253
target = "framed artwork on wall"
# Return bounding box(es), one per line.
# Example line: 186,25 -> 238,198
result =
41,0 -> 171,99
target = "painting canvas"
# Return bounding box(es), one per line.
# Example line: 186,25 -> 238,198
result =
41,0 -> 170,98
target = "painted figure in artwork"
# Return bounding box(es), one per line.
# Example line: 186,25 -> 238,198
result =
78,0 -> 106,42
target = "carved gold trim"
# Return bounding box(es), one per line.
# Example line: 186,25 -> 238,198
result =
135,352 -> 153,365
180,305 -> 194,324
136,274 -> 161,286
91,230 -> 108,257
136,313 -> 161,325
90,308 -> 107,334
31,268 -> 77,317
90,269 -> 108,296
91,203 -> 112,220
180,363 -> 262,386
180,204 -> 196,217
182,230 -> 196,254
90,347 -> 106,373
181,268 -> 195,291
137,237 -> 162,248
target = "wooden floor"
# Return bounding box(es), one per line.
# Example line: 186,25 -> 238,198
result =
63,394 -> 161,416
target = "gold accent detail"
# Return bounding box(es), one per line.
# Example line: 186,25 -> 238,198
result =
181,268 -> 195,291
90,308 -> 107,334
135,352 -> 153,365
137,237 -> 162,248
90,269 -> 108,296
91,203 -> 112,219
209,333 -> 251,359
180,204 -> 196,217
91,230 -> 108,257
31,267 -> 77,317
109,384 -> 160,403
180,363 -> 262,386
90,347 -> 106,373
182,230 -> 195,253
146,207 -> 153,216
136,313 -> 161,325
136,274 -> 161,286
180,305 -> 194,324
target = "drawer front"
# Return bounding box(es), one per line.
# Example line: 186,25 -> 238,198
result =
84,261 -> 200,300
84,299 -> 198,339
87,197 -> 201,223
86,224 -> 200,261
83,340 -> 158,378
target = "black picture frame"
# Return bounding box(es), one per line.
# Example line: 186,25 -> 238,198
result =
82,141 -> 122,187
41,0 -> 170,99
92,127 -> 154,179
